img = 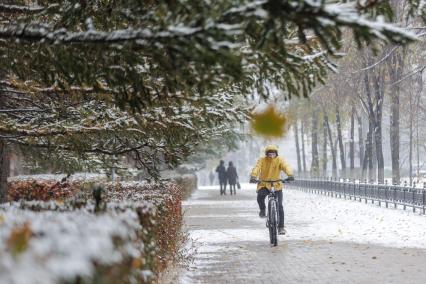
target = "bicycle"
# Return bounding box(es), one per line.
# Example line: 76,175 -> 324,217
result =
255,178 -> 292,246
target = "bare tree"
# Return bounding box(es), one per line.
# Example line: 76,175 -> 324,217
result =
336,106 -> 347,178
294,121 -> 302,174
359,50 -> 385,183
361,119 -> 374,181
322,114 -> 328,176
387,48 -> 404,185
355,110 -> 364,171
349,106 -> 355,177
301,121 -> 307,173
416,71 -> 423,179
311,108 -> 320,176
324,113 -> 338,177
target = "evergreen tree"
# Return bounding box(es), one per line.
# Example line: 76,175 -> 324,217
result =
0,0 -> 425,197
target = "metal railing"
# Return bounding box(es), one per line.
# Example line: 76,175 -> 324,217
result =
292,178 -> 426,214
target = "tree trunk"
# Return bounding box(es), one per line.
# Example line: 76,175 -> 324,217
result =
366,121 -> 374,182
349,107 -> 355,178
413,70 -> 423,183
325,114 -> 337,178
416,72 -> 423,179
362,51 -> 384,183
301,122 -> 307,174
374,123 -> 384,183
389,90 -> 400,184
373,70 -> 385,184
387,49 -> 404,185
417,111 -> 420,180
356,110 -> 364,171
311,109 -> 320,177
361,54 -> 374,182
409,87 -> 413,186
0,139 -> 9,202
361,138 -> 368,180
336,107 -> 346,178
371,135 -> 377,182
294,122 -> 302,174
322,114 -> 328,176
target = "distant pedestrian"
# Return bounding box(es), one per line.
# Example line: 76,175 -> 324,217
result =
209,171 -> 215,185
216,160 -> 227,195
227,161 -> 238,195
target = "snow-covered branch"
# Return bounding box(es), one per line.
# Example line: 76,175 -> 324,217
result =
0,4 -> 45,13
354,46 -> 400,72
0,22 -> 240,44
0,108 -> 44,113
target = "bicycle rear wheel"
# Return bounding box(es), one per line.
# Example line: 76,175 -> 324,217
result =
268,198 -> 278,246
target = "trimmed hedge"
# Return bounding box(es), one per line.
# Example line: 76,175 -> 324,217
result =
105,182 -> 185,274
0,177 -> 186,283
7,179 -> 81,201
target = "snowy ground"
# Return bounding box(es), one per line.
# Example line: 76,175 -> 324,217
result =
186,183 -> 426,248
169,183 -> 426,284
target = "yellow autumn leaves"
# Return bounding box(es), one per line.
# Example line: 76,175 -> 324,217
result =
0,216 -> 33,256
7,222 -> 32,256
250,105 -> 288,138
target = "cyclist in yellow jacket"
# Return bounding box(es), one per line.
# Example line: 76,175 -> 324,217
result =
250,145 -> 294,235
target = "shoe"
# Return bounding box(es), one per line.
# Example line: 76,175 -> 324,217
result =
259,209 -> 266,218
278,227 -> 286,235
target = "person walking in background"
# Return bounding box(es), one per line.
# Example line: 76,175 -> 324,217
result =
227,161 -> 238,195
216,160 -> 227,195
209,170 -> 215,185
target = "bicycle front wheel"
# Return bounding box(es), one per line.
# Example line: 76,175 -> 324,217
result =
268,198 -> 278,246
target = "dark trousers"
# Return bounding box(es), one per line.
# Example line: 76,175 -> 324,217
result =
219,179 -> 227,194
257,188 -> 284,227
229,183 -> 236,194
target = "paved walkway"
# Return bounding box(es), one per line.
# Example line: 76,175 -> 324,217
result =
170,184 -> 426,284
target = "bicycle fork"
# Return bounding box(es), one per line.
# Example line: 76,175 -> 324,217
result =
266,193 -> 277,228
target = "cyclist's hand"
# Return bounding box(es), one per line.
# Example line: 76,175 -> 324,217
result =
249,176 -> 257,183
286,176 -> 295,182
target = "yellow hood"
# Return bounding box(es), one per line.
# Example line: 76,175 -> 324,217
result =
265,145 -> 278,154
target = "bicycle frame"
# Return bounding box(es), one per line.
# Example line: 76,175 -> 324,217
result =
267,187 -> 279,246
266,184 -> 278,225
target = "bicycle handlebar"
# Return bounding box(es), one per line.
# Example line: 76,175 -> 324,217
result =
254,178 -> 293,184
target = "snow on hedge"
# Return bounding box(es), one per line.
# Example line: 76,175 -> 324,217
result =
7,173 -> 108,183
0,180 -> 185,284
0,205 -> 146,284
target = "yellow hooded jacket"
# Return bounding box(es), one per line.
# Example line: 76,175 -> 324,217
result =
250,155 -> 293,191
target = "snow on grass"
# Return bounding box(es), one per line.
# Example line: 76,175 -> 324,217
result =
284,188 -> 426,248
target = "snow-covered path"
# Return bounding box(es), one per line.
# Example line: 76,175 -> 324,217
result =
172,184 -> 426,283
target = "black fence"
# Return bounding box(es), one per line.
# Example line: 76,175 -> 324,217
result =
292,178 -> 426,214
